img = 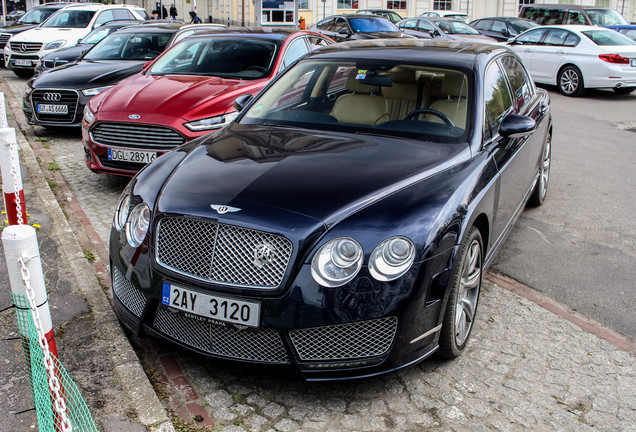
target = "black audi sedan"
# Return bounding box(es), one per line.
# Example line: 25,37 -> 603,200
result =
469,17 -> 539,42
22,23 -> 181,127
110,40 -> 552,381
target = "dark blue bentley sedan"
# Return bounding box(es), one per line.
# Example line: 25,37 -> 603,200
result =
110,40 -> 552,381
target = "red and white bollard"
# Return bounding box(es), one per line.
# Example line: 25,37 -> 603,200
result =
2,224 -> 58,358
0,127 -> 27,225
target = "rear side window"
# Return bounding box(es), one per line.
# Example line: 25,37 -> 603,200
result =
473,20 -> 493,31
582,30 -> 636,46
521,7 -> 565,25
516,28 -> 548,45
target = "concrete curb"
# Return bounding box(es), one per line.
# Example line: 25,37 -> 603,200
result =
0,84 -> 175,431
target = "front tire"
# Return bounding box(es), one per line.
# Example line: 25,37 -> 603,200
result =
558,65 -> 585,97
438,227 -> 483,359
528,133 -> 551,207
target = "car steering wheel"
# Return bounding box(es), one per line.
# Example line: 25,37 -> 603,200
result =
405,108 -> 454,126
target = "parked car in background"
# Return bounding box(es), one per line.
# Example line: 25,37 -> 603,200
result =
357,9 -> 403,24
420,10 -> 470,23
310,14 -> 407,42
506,25 -> 636,96
4,10 -> 26,22
82,29 -> 333,176
0,3 -> 71,61
109,39 -> 552,381
4,3 -> 147,77
34,20 -> 144,75
605,24 -> 636,41
469,17 -> 538,42
519,4 -> 630,27
398,17 -> 497,43
22,24 -> 181,127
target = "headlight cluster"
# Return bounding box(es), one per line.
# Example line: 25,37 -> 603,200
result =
44,40 -> 66,51
114,192 -> 151,248
81,86 -> 113,97
184,112 -> 238,131
311,236 -> 415,287
83,105 -> 95,123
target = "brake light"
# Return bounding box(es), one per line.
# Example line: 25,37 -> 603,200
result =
599,54 -> 630,64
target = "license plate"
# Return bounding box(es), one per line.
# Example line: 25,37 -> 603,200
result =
14,59 -> 31,66
162,283 -> 261,328
631,59 -> 636,67
37,104 -> 67,114
107,148 -> 157,164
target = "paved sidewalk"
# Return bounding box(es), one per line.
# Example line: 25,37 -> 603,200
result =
1,72 -> 635,432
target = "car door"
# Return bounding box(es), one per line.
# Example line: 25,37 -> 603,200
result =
529,29 -> 578,83
483,58 -> 531,242
508,28 -> 549,78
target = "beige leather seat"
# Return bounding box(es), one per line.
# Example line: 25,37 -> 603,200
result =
383,70 -> 437,121
425,71 -> 468,129
331,71 -> 389,126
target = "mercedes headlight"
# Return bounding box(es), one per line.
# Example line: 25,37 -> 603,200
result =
184,112 -> 238,131
369,236 -> 415,281
311,237 -> 363,287
83,105 -> 95,123
113,193 -> 130,231
81,86 -> 113,97
125,203 -> 150,248
44,39 -> 67,50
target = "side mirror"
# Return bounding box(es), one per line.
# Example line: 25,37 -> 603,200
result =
499,114 -> 536,138
506,37 -> 517,44
338,28 -> 350,36
233,94 -> 253,112
501,28 -> 510,37
432,29 -> 441,37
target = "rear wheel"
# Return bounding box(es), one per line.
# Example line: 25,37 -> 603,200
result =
528,133 -> 551,207
613,87 -> 635,95
438,227 -> 483,359
558,65 -> 584,97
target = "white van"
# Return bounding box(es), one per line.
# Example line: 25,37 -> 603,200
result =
4,3 -> 147,77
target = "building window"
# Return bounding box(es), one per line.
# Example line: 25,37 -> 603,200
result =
262,0 -> 295,24
595,0 -> 610,6
433,0 -> 452,10
519,0 -> 535,11
338,0 -> 359,8
299,0 -> 309,9
387,1 -> 407,9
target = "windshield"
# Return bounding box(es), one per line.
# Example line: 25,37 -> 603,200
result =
149,37 -> 278,79
42,10 -> 96,28
510,19 -> 538,32
81,27 -> 112,44
17,7 -> 58,25
84,32 -> 170,61
586,9 -> 629,26
582,30 -> 636,46
445,14 -> 469,24
433,20 -> 480,35
240,59 -> 470,143
349,17 -> 399,33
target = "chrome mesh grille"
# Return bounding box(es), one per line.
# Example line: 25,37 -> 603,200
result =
31,89 -> 79,123
289,317 -> 398,361
91,123 -> 185,149
153,306 -> 290,363
156,218 -> 293,288
112,266 -> 147,317
10,41 -> 42,53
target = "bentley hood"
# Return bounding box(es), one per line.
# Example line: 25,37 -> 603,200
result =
96,74 -> 267,120
155,124 -> 470,229
31,60 -> 146,89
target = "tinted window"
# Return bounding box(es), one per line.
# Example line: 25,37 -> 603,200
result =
564,33 -> 580,47
516,28 -> 548,44
585,8 -> 629,26
521,7 -> 565,25
544,29 -> 571,46
281,38 -> 310,69
582,29 -> 636,46
511,20 -> 538,33
484,62 -> 513,138
473,20 -> 493,31
317,18 -> 333,31
500,56 -> 533,110
95,11 -> 115,26
85,32 -> 171,61
349,17 -> 398,32
399,19 -> 417,30
433,20 -> 480,35
417,20 -> 435,31
565,10 -> 586,25
492,20 -> 506,34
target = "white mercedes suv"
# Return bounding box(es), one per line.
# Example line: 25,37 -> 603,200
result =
4,3 -> 148,77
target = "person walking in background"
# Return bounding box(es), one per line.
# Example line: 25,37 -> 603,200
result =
161,5 -> 168,19
189,10 -> 202,24
169,4 -> 178,20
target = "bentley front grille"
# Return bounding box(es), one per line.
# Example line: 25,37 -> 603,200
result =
289,317 -> 398,361
31,89 -> 78,123
156,217 -> 293,288
153,306 -> 290,364
91,123 -> 185,149
112,266 -> 147,318
10,41 -> 42,53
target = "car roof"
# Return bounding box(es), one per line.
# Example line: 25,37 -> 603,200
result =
180,28 -> 322,41
116,23 -> 183,33
529,24 -> 607,32
60,3 -> 144,11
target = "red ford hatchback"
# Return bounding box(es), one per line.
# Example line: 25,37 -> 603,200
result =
82,29 -> 333,176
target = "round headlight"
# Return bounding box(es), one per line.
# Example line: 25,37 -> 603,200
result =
113,194 -> 130,231
126,203 -> 150,248
311,237 -> 363,287
369,236 -> 415,281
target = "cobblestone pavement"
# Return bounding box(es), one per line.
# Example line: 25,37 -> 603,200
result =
2,70 -> 634,432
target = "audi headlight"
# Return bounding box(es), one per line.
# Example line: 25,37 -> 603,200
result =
113,193 -> 130,231
125,203 -> 150,248
311,237 -> 363,287
369,236 -> 415,281
183,112 -> 238,131
83,105 -> 95,123
44,40 -> 67,51
81,86 -> 113,97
